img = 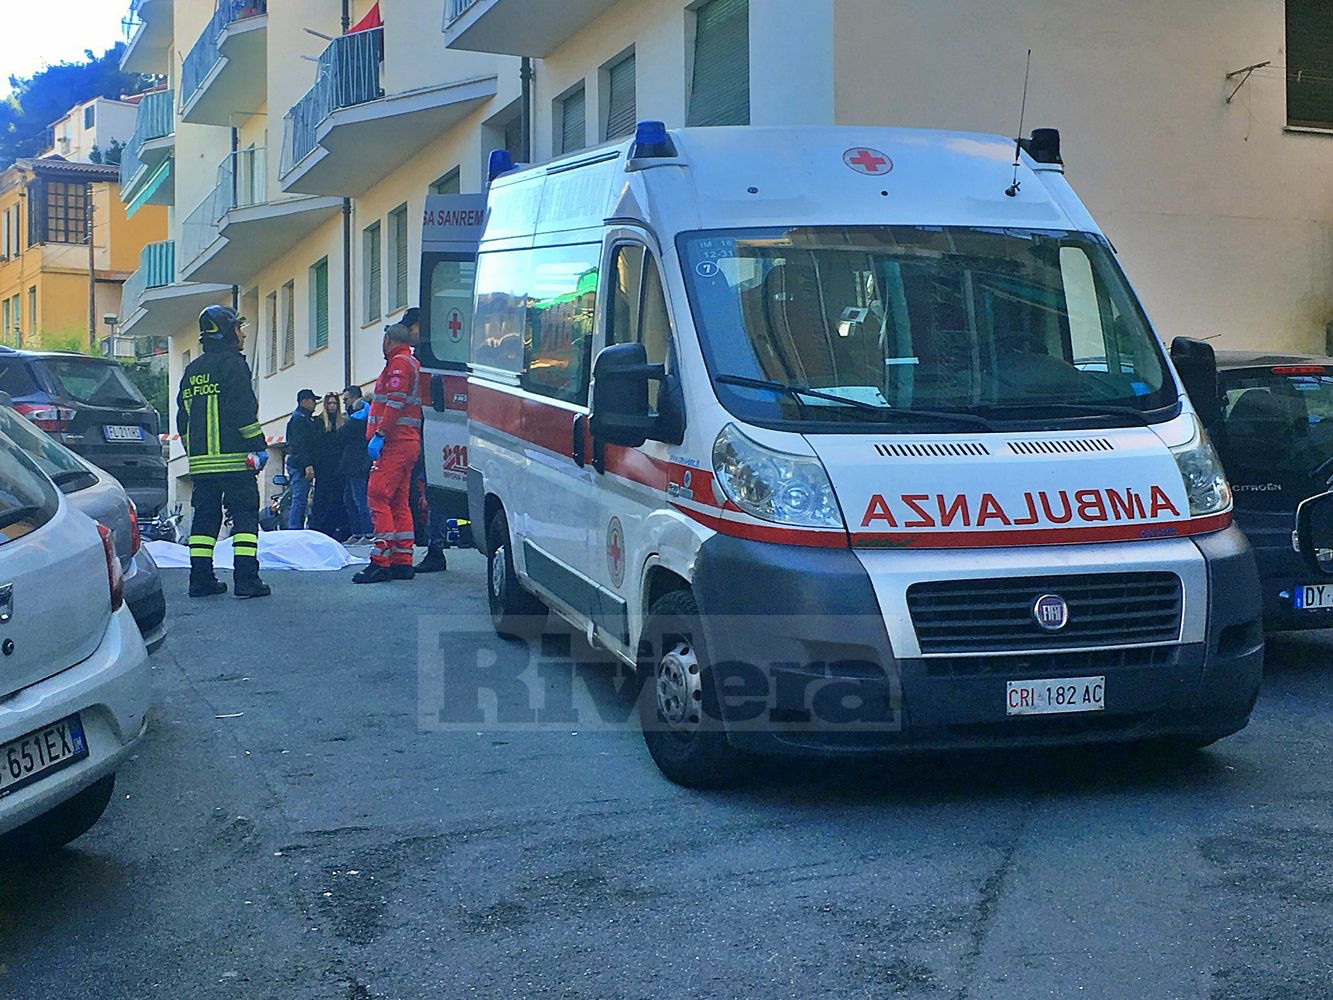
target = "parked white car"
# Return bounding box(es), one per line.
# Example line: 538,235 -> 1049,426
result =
0,435 -> 150,852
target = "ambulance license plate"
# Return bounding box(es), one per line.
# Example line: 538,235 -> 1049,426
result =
0,715 -> 88,800
1006,677 -> 1105,716
1293,584 -> 1333,610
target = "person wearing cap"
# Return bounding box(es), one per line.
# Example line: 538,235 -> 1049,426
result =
285,388 -> 319,529
354,323 -> 423,583
175,305 -> 271,599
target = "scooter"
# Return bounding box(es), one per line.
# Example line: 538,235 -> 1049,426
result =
259,474 -> 292,532
142,503 -> 185,545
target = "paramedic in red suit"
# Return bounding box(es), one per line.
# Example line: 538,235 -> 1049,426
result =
353,323 -> 423,584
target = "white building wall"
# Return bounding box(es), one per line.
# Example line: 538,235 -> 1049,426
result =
833,0 -> 1333,353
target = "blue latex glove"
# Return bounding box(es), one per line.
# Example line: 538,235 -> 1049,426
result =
350,404 -> 368,422
367,433 -> 384,461
246,450 -> 268,472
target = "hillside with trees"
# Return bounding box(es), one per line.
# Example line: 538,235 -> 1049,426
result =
1,45 -> 154,168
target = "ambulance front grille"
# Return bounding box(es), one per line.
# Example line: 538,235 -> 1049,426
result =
907,572 -> 1182,654
1007,437 -> 1115,455
874,441 -> 990,458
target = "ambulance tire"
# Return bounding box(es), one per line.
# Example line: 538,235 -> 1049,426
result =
486,510 -> 547,640
637,590 -> 744,789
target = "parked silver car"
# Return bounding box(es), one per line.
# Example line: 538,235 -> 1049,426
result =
0,436 -> 151,851
0,400 -> 167,653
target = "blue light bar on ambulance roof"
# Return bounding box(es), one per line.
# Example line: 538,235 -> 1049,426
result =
630,120 -> 676,160
487,149 -> 514,182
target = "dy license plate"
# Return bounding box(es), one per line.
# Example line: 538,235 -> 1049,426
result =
1006,677 -> 1105,716
1294,584 -> 1333,610
103,424 -> 144,442
0,715 -> 88,800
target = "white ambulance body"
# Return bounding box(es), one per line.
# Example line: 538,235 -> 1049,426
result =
463,124 -> 1264,786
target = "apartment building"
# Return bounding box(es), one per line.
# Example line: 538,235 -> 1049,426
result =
0,155 -> 166,352
120,0 -> 1333,509
41,96 -> 139,163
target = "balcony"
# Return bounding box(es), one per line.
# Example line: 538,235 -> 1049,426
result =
180,0 -> 269,127
280,27 -> 496,197
118,241 -> 231,340
178,148 -> 342,285
443,0 -> 621,56
119,90 -> 175,215
120,0 -> 173,75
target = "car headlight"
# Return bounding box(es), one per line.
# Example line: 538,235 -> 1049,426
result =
1171,427 -> 1232,517
711,424 -> 845,529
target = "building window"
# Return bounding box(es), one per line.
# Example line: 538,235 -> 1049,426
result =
688,0 -> 750,126
388,204 -> 409,313
1287,0 -> 1333,129
309,258 -> 329,352
430,168 -> 461,195
281,281 -> 296,368
265,292 -> 278,375
27,287 -> 36,343
11,295 -> 19,341
2,299 -> 9,345
556,84 -> 587,156
603,51 -> 637,141
363,221 -> 382,324
1,210 -> 9,259
42,181 -> 90,245
84,104 -> 95,129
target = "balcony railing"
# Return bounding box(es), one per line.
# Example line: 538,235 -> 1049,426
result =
179,148 -> 268,270
281,28 -> 384,177
180,0 -> 268,110
446,0 -> 484,23
119,90 -> 174,192
119,240 -> 176,326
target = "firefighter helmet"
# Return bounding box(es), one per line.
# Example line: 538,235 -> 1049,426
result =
199,304 -> 242,342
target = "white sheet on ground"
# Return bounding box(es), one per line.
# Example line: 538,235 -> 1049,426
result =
146,530 -> 368,571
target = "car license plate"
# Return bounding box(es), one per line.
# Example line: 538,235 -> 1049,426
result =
0,715 -> 88,800
1006,677 -> 1105,716
1293,584 -> 1333,610
103,424 -> 144,442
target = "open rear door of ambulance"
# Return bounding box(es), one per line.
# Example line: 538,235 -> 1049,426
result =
417,193 -> 486,529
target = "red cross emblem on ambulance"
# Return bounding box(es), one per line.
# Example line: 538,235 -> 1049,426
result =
843,147 -> 893,176
446,308 -> 464,343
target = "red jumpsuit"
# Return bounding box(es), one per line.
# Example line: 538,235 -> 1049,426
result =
366,343 -> 423,568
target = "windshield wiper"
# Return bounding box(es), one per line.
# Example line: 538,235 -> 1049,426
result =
0,505 -> 42,531
714,374 -> 996,430
972,401 -> 1156,425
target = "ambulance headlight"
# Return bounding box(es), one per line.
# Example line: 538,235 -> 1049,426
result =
712,424 -> 844,529
1171,428 -> 1232,517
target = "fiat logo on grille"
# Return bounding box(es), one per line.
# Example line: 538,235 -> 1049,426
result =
1032,594 -> 1070,631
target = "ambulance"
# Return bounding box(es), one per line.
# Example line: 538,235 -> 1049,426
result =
453,123 -> 1264,787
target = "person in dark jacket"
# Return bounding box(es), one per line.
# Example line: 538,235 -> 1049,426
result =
284,388 -> 318,529
308,392 -> 349,539
175,305 -> 270,599
339,385 -> 373,541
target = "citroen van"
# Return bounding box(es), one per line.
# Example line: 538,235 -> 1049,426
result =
454,124 -> 1264,786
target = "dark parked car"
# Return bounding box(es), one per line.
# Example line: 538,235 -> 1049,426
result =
1215,350 -> 1333,631
0,347 -> 167,514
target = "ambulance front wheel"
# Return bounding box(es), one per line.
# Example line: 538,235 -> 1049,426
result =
637,590 -> 744,789
486,509 -> 548,640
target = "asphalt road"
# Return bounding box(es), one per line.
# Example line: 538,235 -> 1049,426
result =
1,551 -> 1330,1000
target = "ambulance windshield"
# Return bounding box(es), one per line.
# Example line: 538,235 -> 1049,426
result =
678,226 -> 1177,429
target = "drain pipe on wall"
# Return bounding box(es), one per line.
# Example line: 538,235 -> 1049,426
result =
230,126 -> 240,313
341,0 -> 353,386
520,57 -> 533,162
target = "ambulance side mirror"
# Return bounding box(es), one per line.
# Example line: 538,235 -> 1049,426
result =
1169,337 -> 1220,431
1294,491 -> 1333,574
589,343 -> 660,449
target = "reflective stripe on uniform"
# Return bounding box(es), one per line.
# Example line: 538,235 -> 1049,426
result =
232,531 -> 259,557
397,417 -> 422,428
238,421 -> 263,438
189,533 -> 217,558
188,453 -> 251,474
206,395 -> 221,455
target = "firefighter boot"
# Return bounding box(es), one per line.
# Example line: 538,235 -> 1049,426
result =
189,558 -> 228,598
233,555 -> 272,599
415,547 -> 447,574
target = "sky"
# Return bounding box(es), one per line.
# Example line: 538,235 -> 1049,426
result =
0,0 -> 130,96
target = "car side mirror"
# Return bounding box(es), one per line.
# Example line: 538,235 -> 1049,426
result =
589,343 -> 662,449
1294,491 -> 1333,574
0,391 -> 12,408
1169,337 -> 1220,431
271,474 -> 289,487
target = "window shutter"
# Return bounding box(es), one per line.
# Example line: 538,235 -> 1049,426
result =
365,223 -> 382,322
688,0 -> 750,127
605,54 -> 637,140
267,293 -> 278,374
1287,0 -> 1333,128
392,206 -> 408,311
560,87 -> 586,154
314,260 -> 329,351
282,282 -> 295,368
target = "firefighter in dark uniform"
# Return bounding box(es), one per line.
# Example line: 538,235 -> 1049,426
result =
176,305 -> 272,599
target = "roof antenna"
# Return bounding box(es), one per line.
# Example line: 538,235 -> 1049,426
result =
1005,49 -> 1032,198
